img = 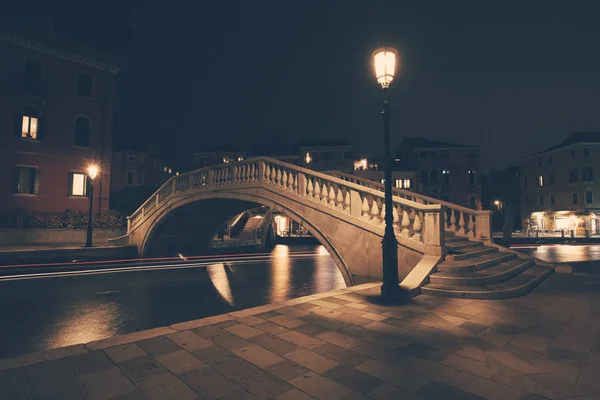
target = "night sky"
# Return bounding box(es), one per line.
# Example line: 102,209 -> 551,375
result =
8,1 -> 600,171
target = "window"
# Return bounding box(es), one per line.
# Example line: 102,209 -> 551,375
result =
468,195 -> 477,208
237,157 -> 244,162
222,156 -> 230,163
430,169 -> 438,183
569,168 -> 578,183
583,166 -> 594,182
539,195 -> 544,206
163,166 -> 168,172
441,152 -> 450,159
548,156 -> 553,165
523,178 -> 527,189
430,152 -> 438,160
468,170 -> 476,185
77,74 -> 93,98
380,179 -> 385,184
442,169 -> 451,185
126,171 -> 134,185
583,147 -> 591,158
586,190 -> 593,204
138,172 -> 144,185
74,116 -> 90,147
550,194 -> 555,205
403,179 -> 411,189
419,152 -> 428,160
572,192 -> 578,205
69,172 -> 88,196
12,166 -> 40,194
571,149 -> 576,159
126,154 -> 135,163
25,59 -> 43,95
168,168 -> 172,174
320,151 -> 332,161
420,169 -> 429,183
443,195 -> 452,202
538,175 -> 544,188
549,173 -> 555,185
395,179 -> 402,188
19,106 -> 40,139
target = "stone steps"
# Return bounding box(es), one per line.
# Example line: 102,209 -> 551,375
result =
446,241 -> 485,253
429,258 -> 535,286
437,252 -> 517,273
421,265 -> 553,299
445,246 -> 498,261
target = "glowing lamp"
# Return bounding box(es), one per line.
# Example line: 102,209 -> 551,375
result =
372,47 -> 397,88
88,165 -> 99,180
494,200 -> 500,206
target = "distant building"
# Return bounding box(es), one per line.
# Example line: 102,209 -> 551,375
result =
481,166 -> 521,232
519,132 -> 600,236
110,148 -> 176,213
0,30 -> 118,217
351,157 -> 415,190
396,137 -> 483,208
194,145 -> 247,168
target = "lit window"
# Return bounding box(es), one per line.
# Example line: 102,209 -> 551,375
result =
223,157 -> 230,163
12,166 -> 40,194
237,157 -> 244,161
305,152 -> 312,164
163,167 -> 168,172
468,170 -> 476,185
354,159 -> 367,171
403,179 -> 410,188
176,172 -> 179,175
380,179 -> 385,184
70,172 -> 87,196
126,171 -> 134,185
395,179 -> 402,188
168,168 -> 172,174
21,115 -> 38,139
442,169 -> 451,185
538,175 -> 544,187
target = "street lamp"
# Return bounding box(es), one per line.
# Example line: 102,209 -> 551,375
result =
85,164 -> 99,247
372,47 -> 404,301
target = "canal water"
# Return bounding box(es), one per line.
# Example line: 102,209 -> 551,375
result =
0,245 -> 345,358
515,244 -> 600,263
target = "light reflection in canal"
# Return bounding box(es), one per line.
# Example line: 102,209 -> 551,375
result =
515,244 -> 600,263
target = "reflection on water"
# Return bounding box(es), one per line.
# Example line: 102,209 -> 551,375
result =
0,244 -> 345,358
516,245 -> 600,263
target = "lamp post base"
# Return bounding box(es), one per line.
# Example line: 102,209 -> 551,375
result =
380,283 -> 408,303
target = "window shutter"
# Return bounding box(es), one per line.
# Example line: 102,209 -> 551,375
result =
15,114 -> 22,137
37,118 -> 45,140
67,172 -> 73,196
33,168 -> 40,195
11,167 -> 21,193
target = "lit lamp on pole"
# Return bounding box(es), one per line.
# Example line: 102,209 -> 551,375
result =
85,164 -> 99,247
372,47 -> 405,301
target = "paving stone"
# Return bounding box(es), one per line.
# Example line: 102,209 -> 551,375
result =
238,315 -> 267,326
110,392 -> 148,400
207,330 -> 252,350
310,299 -> 344,310
311,343 -> 369,367
295,323 -> 330,337
136,336 -> 181,356
510,333 -> 553,353
350,340 -> 405,365
337,325 -> 372,339
479,329 -> 514,348
418,380 -> 486,400
492,368 -> 538,392
285,348 -> 339,373
255,310 -> 285,319
249,333 -> 298,356
155,349 -> 207,375
192,345 -> 238,367
232,344 -> 284,368
368,382 -> 426,400
359,312 -> 387,321
104,343 -> 148,363
398,343 -> 448,363
316,331 -> 361,349
79,366 -> 137,400
447,371 -> 522,400
301,314 -> 347,330
503,344 -> 542,364
224,323 -> 263,339
486,350 -> 540,375
519,393 -> 553,400
335,313 -> 373,327
543,346 -> 589,367
270,315 -> 308,329
68,350 -> 113,375
0,369 -> 29,400
180,367 -> 253,400
136,373 -> 201,400
26,358 -> 89,400
460,321 -> 489,335
274,388 -> 315,400
254,321 -> 291,335
118,355 -> 168,383
455,345 -> 489,362
266,359 -> 310,381
340,392 -> 371,400
322,296 -> 352,305
279,331 -> 327,349
166,330 -> 214,352
441,353 -> 500,379
215,320 -> 241,328
192,325 -> 223,338
393,353 -> 460,385
354,359 -> 429,392
289,371 -> 352,400
277,307 -> 311,318
323,365 -> 382,394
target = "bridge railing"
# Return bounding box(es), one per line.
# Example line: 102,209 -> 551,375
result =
326,170 -> 491,242
128,157 -> 445,253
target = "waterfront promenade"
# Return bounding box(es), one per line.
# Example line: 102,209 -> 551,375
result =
1,274 -> 599,400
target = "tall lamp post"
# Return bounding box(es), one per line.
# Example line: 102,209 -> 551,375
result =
372,47 -> 404,301
85,165 -> 99,247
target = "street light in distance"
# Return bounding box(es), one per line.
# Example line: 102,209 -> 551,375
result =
85,164 -> 99,247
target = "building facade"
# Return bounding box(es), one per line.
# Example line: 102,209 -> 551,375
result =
0,31 -> 118,217
481,166 -> 521,232
519,132 -> 600,236
396,137 -> 482,208
352,157 -> 415,190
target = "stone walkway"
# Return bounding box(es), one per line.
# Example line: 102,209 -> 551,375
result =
1,274 -> 599,400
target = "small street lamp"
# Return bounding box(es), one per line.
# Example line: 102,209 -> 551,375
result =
85,164 -> 99,247
372,47 -> 404,301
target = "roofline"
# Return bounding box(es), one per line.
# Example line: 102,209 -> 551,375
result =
521,141 -> 600,162
414,146 -> 482,152
0,31 -> 120,74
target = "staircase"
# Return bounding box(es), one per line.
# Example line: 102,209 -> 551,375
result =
420,233 -> 554,299
239,216 -> 264,239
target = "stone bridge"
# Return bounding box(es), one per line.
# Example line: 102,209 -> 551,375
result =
113,157 -> 496,292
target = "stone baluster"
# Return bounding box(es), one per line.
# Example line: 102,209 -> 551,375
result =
467,214 -> 475,237
293,174 -> 298,192
450,209 -> 457,232
379,204 -> 386,226
307,178 -> 314,199
336,188 -> 344,211
281,170 -> 288,189
370,198 -> 380,223
287,171 -> 294,191
313,180 -> 321,202
401,210 -> 411,237
264,164 -> 271,183
458,212 -> 466,235
328,185 -> 336,207
361,196 -> 370,220
251,164 -> 256,181
412,213 -> 422,242
270,165 -> 277,184
320,182 -> 328,205
274,168 -> 281,187
344,190 -> 351,213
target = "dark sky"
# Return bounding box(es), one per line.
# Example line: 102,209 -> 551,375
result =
9,1 -> 600,171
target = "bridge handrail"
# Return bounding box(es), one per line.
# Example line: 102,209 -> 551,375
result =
325,170 -> 492,241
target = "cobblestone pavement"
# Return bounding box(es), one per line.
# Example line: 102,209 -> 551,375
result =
1,273 -> 599,400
